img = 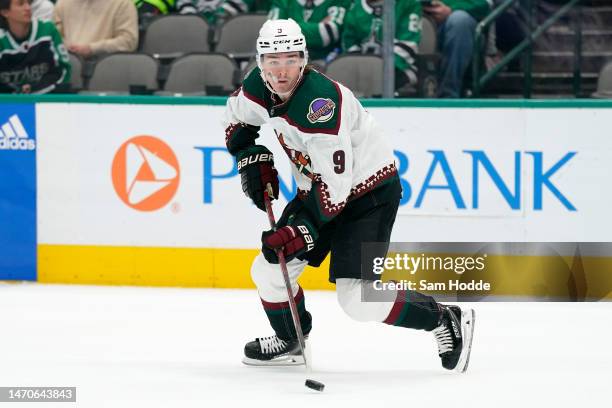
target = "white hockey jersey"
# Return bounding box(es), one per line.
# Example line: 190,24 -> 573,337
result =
223,67 -> 398,226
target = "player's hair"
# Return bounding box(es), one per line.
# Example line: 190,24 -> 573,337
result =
304,64 -> 318,73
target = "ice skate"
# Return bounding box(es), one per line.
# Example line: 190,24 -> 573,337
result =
432,305 -> 475,373
242,335 -> 306,366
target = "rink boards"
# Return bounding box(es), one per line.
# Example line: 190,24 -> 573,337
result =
1,96 -> 612,297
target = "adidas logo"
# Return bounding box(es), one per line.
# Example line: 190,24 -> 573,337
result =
0,114 -> 35,151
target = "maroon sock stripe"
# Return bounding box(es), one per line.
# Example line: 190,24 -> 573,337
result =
260,287 -> 304,311
383,289 -> 408,325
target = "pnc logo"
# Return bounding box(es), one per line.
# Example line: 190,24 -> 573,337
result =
111,135 -> 180,211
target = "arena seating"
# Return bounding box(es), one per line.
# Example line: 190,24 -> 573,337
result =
158,53 -> 238,96
326,55 -> 383,98
592,61 -> 612,98
214,14 -> 268,58
68,12 -> 441,95
68,53 -> 84,91
142,15 -> 211,57
83,53 -> 159,94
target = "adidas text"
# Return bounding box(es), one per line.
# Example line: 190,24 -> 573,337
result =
0,114 -> 35,151
0,138 -> 35,150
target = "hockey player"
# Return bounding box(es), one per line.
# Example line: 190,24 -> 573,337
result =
342,0 -> 422,88
223,18 -> 475,372
267,0 -> 351,61
0,0 -> 70,93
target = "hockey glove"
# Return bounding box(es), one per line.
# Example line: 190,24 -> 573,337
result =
261,221 -> 318,264
236,145 -> 279,211
225,122 -> 260,155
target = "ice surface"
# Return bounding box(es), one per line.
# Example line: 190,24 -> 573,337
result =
0,283 -> 610,407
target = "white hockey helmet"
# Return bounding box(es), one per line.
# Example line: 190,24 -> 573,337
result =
256,18 -> 309,67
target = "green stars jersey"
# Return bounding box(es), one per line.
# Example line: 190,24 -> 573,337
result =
268,0 -> 351,60
0,20 -> 71,94
342,0 -> 421,85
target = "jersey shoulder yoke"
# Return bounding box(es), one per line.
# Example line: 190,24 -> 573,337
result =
240,66 -> 269,109
285,69 -> 342,135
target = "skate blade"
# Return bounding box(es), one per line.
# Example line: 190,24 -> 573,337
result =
242,354 -> 305,367
455,309 -> 475,373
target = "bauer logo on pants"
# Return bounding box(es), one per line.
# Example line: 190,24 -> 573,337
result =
111,135 -> 180,211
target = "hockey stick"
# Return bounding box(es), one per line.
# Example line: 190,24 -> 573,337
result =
264,183 -> 325,392
263,185 -> 325,392
262,186 -> 309,369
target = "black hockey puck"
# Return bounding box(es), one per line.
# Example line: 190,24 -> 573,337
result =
305,379 -> 325,392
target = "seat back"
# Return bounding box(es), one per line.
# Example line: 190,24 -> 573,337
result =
87,53 -> 159,92
164,53 -> 237,93
215,14 -> 268,55
142,15 -> 210,55
68,52 -> 83,90
326,55 -> 383,98
420,17 -> 437,54
593,61 -> 612,98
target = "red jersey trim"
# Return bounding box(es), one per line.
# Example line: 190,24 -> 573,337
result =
243,88 -> 267,110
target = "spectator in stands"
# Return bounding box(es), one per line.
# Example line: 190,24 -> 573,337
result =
479,1 -> 526,73
492,0 -> 525,65
53,0 -> 138,58
177,0 -> 270,24
0,0 -> 70,93
32,0 -> 53,20
133,0 -> 176,32
342,0 -> 422,89
134,0 -> 175,15
423,0 -> 490,97
268,0 -> 351,62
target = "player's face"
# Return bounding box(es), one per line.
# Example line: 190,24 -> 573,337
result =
261,52 -> 304,95
0,0 -> 32,25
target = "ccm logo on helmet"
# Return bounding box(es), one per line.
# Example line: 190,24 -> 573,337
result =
237,153 -> 273,170
273,40 -> 291,44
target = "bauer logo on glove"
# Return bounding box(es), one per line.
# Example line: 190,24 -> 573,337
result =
261,223 -> 318,264
236,152 -> 274,171
235,145 -> 280,211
